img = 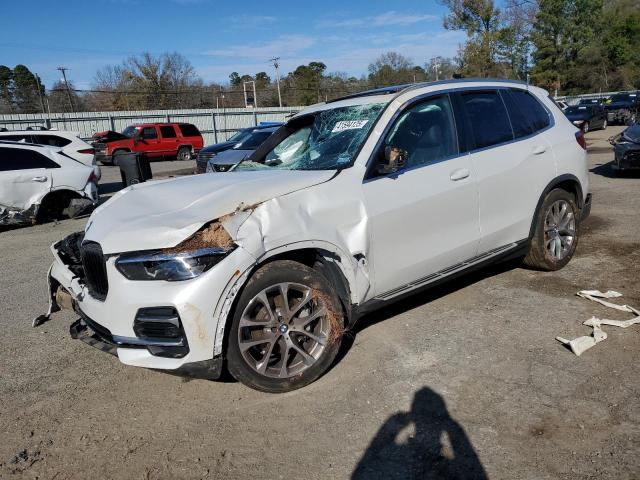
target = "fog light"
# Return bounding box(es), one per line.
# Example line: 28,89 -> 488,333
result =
133,307 -> 189,358
133,307 -> 182,340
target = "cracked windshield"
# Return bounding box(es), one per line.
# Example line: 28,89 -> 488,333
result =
236,102 -> 386,171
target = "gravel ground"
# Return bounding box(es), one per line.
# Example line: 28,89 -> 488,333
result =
1,128 -> 639,480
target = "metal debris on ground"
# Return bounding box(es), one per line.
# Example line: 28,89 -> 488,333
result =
556,290 -> 640,356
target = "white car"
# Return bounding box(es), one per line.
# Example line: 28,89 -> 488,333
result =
40,80 -> 590,392
0,141 -> 99,226
0,129 -> 101,181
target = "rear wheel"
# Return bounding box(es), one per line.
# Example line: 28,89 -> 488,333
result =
227,260 -> 344,393
602,118 -> 608,130
524,189 -> 579,271
177,146 -> 192,161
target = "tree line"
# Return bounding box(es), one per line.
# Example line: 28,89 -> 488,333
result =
1,0 -> 637,114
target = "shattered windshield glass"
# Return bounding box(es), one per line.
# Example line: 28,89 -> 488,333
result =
236,102 -> 386,171
122,126 -> 139,138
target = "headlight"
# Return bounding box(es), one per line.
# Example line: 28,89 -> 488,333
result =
115,246 -> 233,281
572,120 -> 585,125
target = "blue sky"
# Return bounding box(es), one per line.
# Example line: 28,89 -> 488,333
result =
1,0 -> 466,89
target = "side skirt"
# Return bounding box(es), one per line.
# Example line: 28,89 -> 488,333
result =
353,240 -> 529,319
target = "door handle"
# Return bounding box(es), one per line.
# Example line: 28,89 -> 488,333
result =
31,176 -> 48,182
532,145 -> 546,155
449,168 -> 470,181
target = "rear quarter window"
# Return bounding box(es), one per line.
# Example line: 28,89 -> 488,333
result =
0,147 -> 60,171
460,91 -> 514,149
32,135 -> 72,148
178,124 -> 201,137
506,90 -> 551,134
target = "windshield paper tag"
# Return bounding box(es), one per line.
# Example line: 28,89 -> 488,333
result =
332,120 -> 369,133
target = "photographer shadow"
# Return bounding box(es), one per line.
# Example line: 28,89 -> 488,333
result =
352,387 -> 487,480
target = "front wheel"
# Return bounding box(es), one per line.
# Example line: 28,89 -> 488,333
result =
602,118 -> 608,130
524,189 -> 579,271
582,121 -> 590,133
227,260 -> 344,393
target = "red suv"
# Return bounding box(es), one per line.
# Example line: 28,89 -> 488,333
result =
92,123 -> 204,165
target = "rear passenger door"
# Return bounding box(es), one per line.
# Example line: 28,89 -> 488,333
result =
455,89 -> 556,253
159,125 -> 178,155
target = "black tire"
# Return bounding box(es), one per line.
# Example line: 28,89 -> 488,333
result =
601,118 -> 608,130
177,146 -> 192,161
582,121 -> 590,133
227,260 -> 344,393
524,188 -> 579,271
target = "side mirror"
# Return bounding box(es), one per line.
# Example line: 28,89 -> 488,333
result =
376,146 -> 407,175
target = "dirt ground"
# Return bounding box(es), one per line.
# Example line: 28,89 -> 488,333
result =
1,129 -> 639,479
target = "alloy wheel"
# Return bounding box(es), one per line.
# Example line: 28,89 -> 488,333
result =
544,199 -> 576,261
237,282 -> 331,379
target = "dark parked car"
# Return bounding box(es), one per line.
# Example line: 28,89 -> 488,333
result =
564,105 -> 608,133
610,123 -> 640,173
196,123 -> 281,173
578,98 -> 606,106
604,92 -> 639,125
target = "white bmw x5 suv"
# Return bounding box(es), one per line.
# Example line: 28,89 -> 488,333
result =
38,80 -> 590,392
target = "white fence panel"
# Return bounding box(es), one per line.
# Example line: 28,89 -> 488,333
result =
0,107 -> 301,145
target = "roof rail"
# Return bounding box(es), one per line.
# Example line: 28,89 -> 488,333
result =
328,77 -> 529,103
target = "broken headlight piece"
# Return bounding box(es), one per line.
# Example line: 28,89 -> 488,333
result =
115,247 -> 233,281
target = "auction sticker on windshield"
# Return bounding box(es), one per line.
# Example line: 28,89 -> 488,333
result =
332,120 -> 369,133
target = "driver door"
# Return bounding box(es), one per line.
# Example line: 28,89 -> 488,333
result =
137,126 -> 163,157
363,94 -> 480,297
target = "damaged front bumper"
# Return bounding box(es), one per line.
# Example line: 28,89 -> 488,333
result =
38,231 -> 257,380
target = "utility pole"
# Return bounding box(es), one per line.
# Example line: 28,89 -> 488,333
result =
34,74 -> 47,116
57,66 -> 75,112
243,80 -> 257,108
270,57 -> 283,108
431,56 -> 441,81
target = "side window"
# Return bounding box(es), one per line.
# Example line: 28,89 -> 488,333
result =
241,131 -> 273,149
506,89 -> 551,134
141,127 -> 157,139
0,134 -> 32,143
460,91 -> 513,149
32,135 -> 72,147
0,147 -> 60,171
384,95 -> 458,169
160,125 -> 177,138
178,124 -> 200,137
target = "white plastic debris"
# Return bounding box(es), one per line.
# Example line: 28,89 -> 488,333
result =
556,290 -> 640,356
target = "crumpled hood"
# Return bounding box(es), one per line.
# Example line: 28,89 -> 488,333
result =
85,169 -> 335,253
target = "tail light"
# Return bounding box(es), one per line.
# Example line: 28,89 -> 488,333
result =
575,131 -> 587,150
88,171 -> 98,183
77,148 -> 95,154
